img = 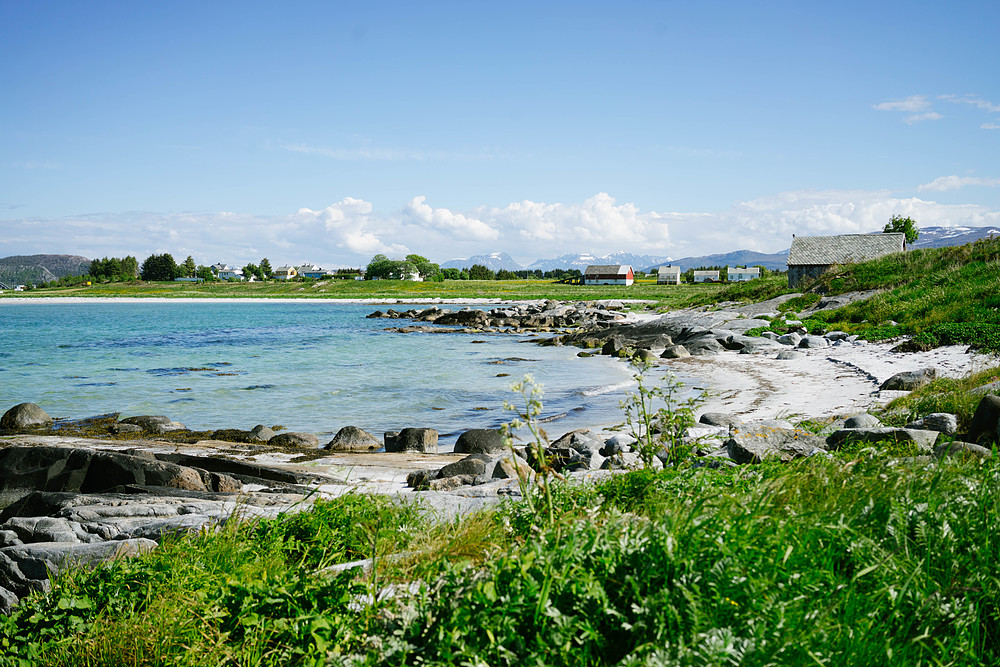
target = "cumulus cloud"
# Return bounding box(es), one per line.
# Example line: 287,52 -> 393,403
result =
403,196 -> 500,241
918,175 -> 1000,192
2,189 -> 999,268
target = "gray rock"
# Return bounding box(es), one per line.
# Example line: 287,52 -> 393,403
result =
0,585 -> 17,615
905,413 -> 958,435
879,368 -> 937,391
325,426 -> 381,452
0,517 -> 92,544
933,441 -> 992,460
600,452 -> 644,470
969,395 -> 1000,444
738,338 -> 782,354
601,337 -> 626,356
633,348 -> 659,363
725,424 -> 826,464
268,432 -> 320,448
684,336 -> 724,356
660,345 -> 690,359
969,380 -> 1000,396
488,455 -> 532,480
776,332 -> 801,346
798,335 -> 829,349
0,530 -> 21,548
551,429 -> 605,456
844,413 -> 883,429
119,415 -> 187,434
0,446 -> 215,497
760,331 -> 780,341
1,403 -> 53,430
776,350 -> 805,360
454,429 -> 506,455
153,453 -> 305,486
248,424 -> 277,442
826,428 -> 939,452
825,331 -> 850,341
384,428 -> 438,453
699,412 -> 742,427
438,454 -> 490,479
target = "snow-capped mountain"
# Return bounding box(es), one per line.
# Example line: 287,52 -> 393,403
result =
441,252 -> 523,271
908,225 -> 1000,249
526,251 -> 673,273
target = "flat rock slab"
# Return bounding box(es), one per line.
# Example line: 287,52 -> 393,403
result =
725,424 -> 827,464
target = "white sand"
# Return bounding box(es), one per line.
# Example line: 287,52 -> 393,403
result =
658,342 -> 998,422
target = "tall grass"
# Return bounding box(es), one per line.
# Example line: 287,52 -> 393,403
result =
5,456 -> 998,666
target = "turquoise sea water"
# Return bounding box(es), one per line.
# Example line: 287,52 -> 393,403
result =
0,301 -> 637,449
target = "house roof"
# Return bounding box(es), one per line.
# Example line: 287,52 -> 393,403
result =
658,265 -> 681,274
787,233 -> 905,266
693,270 -> 719,275
585,264 -> 631,275
728,266 -> 760,273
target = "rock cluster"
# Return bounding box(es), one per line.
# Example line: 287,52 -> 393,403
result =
368,300 -> 628,333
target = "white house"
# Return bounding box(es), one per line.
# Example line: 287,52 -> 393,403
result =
727,266 -> 761,282
217,267 -> 244,281
584,265 -> 635,286
692,270 -> 720,283
657,265 -> 681,285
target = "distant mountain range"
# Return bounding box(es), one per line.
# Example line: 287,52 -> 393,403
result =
908,225 -> 1000,249
441,226 -> 1000,274
0,254 -> 91,287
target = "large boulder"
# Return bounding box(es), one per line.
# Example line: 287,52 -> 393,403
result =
879,368 -> 937,391
268,432 -> 319,448
905,413 -> 958,435
826,428 -> 939,452
437,454 -> 491,479
550,429 -> 605,456
325,426 -> 381,452
725,423 -> 826,464
248,424 -> 277,443
933,441 -> 992,460
844,413 -> 883,429
384,428 -> 438,453
968,395 -> 1000,445
1,403 -> 53,430
454,429 -> 506,455
0,446 -> 218,496
660,345 -> 690,359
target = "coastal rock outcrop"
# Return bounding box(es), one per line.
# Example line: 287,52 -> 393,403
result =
826,427 -> 940,452
724,424 -> 826,464
879,368 -> 937,391
968,395 -> 1000,445
119,415 -> 187,434
326,426 -> 382,452
268,432 -> 320,448
1,403 -> 53,431
385,428 -> 438,453
453,429 -> 506,455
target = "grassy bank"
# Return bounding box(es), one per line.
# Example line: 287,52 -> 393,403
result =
1,278 -> 723,307
3,448 -> 998,666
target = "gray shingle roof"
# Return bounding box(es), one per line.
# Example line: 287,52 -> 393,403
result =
787,233 -> 905,266
585,264 -> 630,275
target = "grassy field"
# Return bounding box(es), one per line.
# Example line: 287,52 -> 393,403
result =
2,277 -> 725,307
3,447 -> 997,666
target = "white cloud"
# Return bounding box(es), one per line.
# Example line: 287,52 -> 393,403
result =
904,112 -> 943,124
940,94 -> 1000,113
403,196 -> 500,241
918,175 -> 1000,192
873,95 -> 931,113
982,121 -> 1000,130
2,190 -> 998,268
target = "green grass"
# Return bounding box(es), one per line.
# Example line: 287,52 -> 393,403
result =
3,277 -> 725,307
5,454 -> 999,666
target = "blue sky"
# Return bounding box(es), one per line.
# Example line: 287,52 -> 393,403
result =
2,1 -> 998,267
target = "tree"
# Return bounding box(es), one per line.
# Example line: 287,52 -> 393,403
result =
182,256 -> 197,278
140,253 -> 179,281
121,256 -> 138,280
259,258 -> 273,280
468,264 -> 495,280
243,263 -> 259,281
405,254 -> 429,265
884,215 -> 919,244
196,265 -> 214,281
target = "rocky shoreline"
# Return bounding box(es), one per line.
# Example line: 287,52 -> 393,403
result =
2,295 -> 999,614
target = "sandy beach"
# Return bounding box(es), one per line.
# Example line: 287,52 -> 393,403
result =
662,341 -> 996,423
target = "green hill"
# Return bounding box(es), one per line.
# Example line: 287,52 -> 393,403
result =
0,254 -> 91,287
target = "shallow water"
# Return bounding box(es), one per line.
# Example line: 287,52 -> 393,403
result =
0,301 -> 638,448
